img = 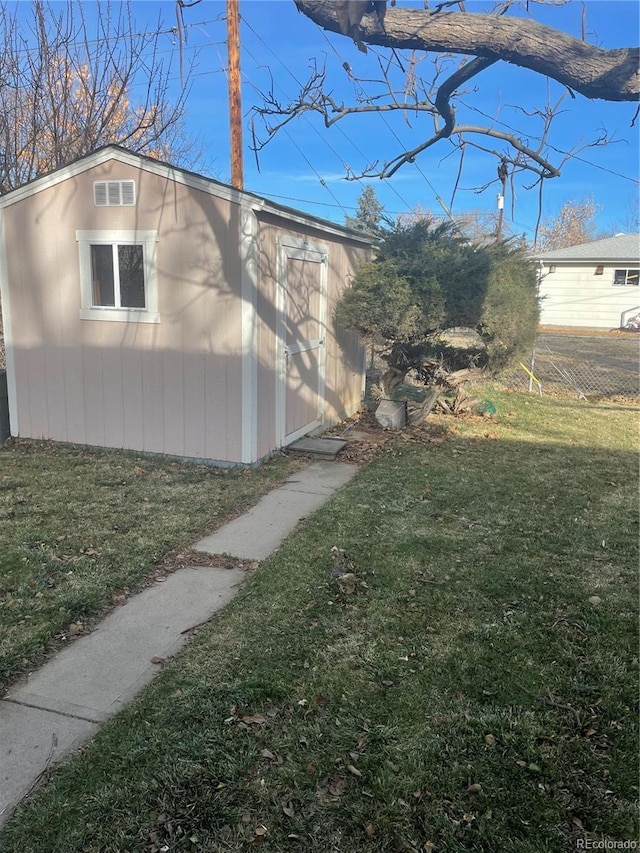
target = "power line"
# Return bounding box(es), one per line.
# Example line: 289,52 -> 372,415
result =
295,27 -> 638,231
242,15 -> 417,217
256,191 -> 458,219
314,27 -> 462,227
2,14 -> 225,57
230,40 -> 350,215
461,100 -> 639,185
313,28 -> 422,215
241,22 -> 375,201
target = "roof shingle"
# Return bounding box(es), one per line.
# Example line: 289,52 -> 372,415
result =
534,233 -> 640,262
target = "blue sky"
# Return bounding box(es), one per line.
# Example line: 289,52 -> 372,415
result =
114,2 -> 640,237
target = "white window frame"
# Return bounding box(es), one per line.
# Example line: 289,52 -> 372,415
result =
76,230 -> 159,323
613,268 -> 639,287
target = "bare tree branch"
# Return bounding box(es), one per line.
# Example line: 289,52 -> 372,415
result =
251,52 -> 583,182
0,0 -> 197,194
294,1 -> 639,101
249,0 -> 634,232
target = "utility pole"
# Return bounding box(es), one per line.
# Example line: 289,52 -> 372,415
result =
496,189 -> 505,241
227,0 -> 243,189
496,158 -> 507,242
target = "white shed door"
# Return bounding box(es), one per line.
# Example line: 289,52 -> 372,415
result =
278,242 -> 327,446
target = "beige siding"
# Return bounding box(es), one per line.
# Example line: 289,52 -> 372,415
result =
4,160 -> 244,462
3,152 -> 369,464
539,263 -> 640,329
255,219 -> 279,459
255,214 -> 367,457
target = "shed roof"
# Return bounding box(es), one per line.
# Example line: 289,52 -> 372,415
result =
0,145 -> 373,246
534,233 -> 640,263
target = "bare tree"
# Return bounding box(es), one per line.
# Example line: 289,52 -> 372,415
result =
252,0 -> 638,210
536,195 -> 600,250
0,0 -> 196,194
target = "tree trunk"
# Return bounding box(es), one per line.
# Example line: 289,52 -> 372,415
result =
380,366 -> 407,399
294,2 -> 639,101
407,387 -> 443,426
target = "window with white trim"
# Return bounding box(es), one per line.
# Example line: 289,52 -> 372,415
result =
76,230 -> 159,323
613,269 -> 639,287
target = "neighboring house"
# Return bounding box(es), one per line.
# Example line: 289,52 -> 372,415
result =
534,234 -> 640,330
0,146 -> 372,465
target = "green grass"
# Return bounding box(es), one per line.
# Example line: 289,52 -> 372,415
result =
1,390 -> 638,853
0,440 -> 301,689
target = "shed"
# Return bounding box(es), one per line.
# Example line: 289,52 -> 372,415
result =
0,146 -> 372,464
534,234 -> 640,330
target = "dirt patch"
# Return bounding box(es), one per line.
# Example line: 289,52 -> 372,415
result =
538,325 -> 639,338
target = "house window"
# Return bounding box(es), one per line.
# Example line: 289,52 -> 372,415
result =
613,269 -> 639,287
91,244 -> 146,308
76,230 -> 159,322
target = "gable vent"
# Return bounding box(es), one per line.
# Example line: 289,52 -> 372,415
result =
93,180 -> 136,207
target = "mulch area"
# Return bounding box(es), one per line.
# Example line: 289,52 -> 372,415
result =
320,406 -> 475,465
321,408 -> 396,465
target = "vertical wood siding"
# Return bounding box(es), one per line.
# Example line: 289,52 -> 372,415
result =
255,214 -> 367,458
3,156 -> 367,464
4,161 -> 244,462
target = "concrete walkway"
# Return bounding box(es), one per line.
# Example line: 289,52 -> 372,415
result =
0,460 -> 358,828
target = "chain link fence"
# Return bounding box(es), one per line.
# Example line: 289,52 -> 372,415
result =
498,333 -> 639,400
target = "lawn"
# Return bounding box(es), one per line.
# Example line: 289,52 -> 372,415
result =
1,390 -> 638,852
0,440 -> 301,690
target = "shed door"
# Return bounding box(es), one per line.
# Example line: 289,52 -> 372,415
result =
278,241 -> 327,446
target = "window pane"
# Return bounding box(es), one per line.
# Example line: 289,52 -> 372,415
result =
118,244 -> 146,308
90,245 -> 115,306
614,269 -> 640,286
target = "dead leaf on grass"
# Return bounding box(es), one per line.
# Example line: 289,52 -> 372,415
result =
242,714 -> 268,726
327,775 -> 348,797
252,824 -> 268,844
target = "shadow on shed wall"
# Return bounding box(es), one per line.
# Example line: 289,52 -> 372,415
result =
0,371 -> 9,443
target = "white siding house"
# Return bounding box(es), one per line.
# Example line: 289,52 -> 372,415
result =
534,234 -> 640,330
